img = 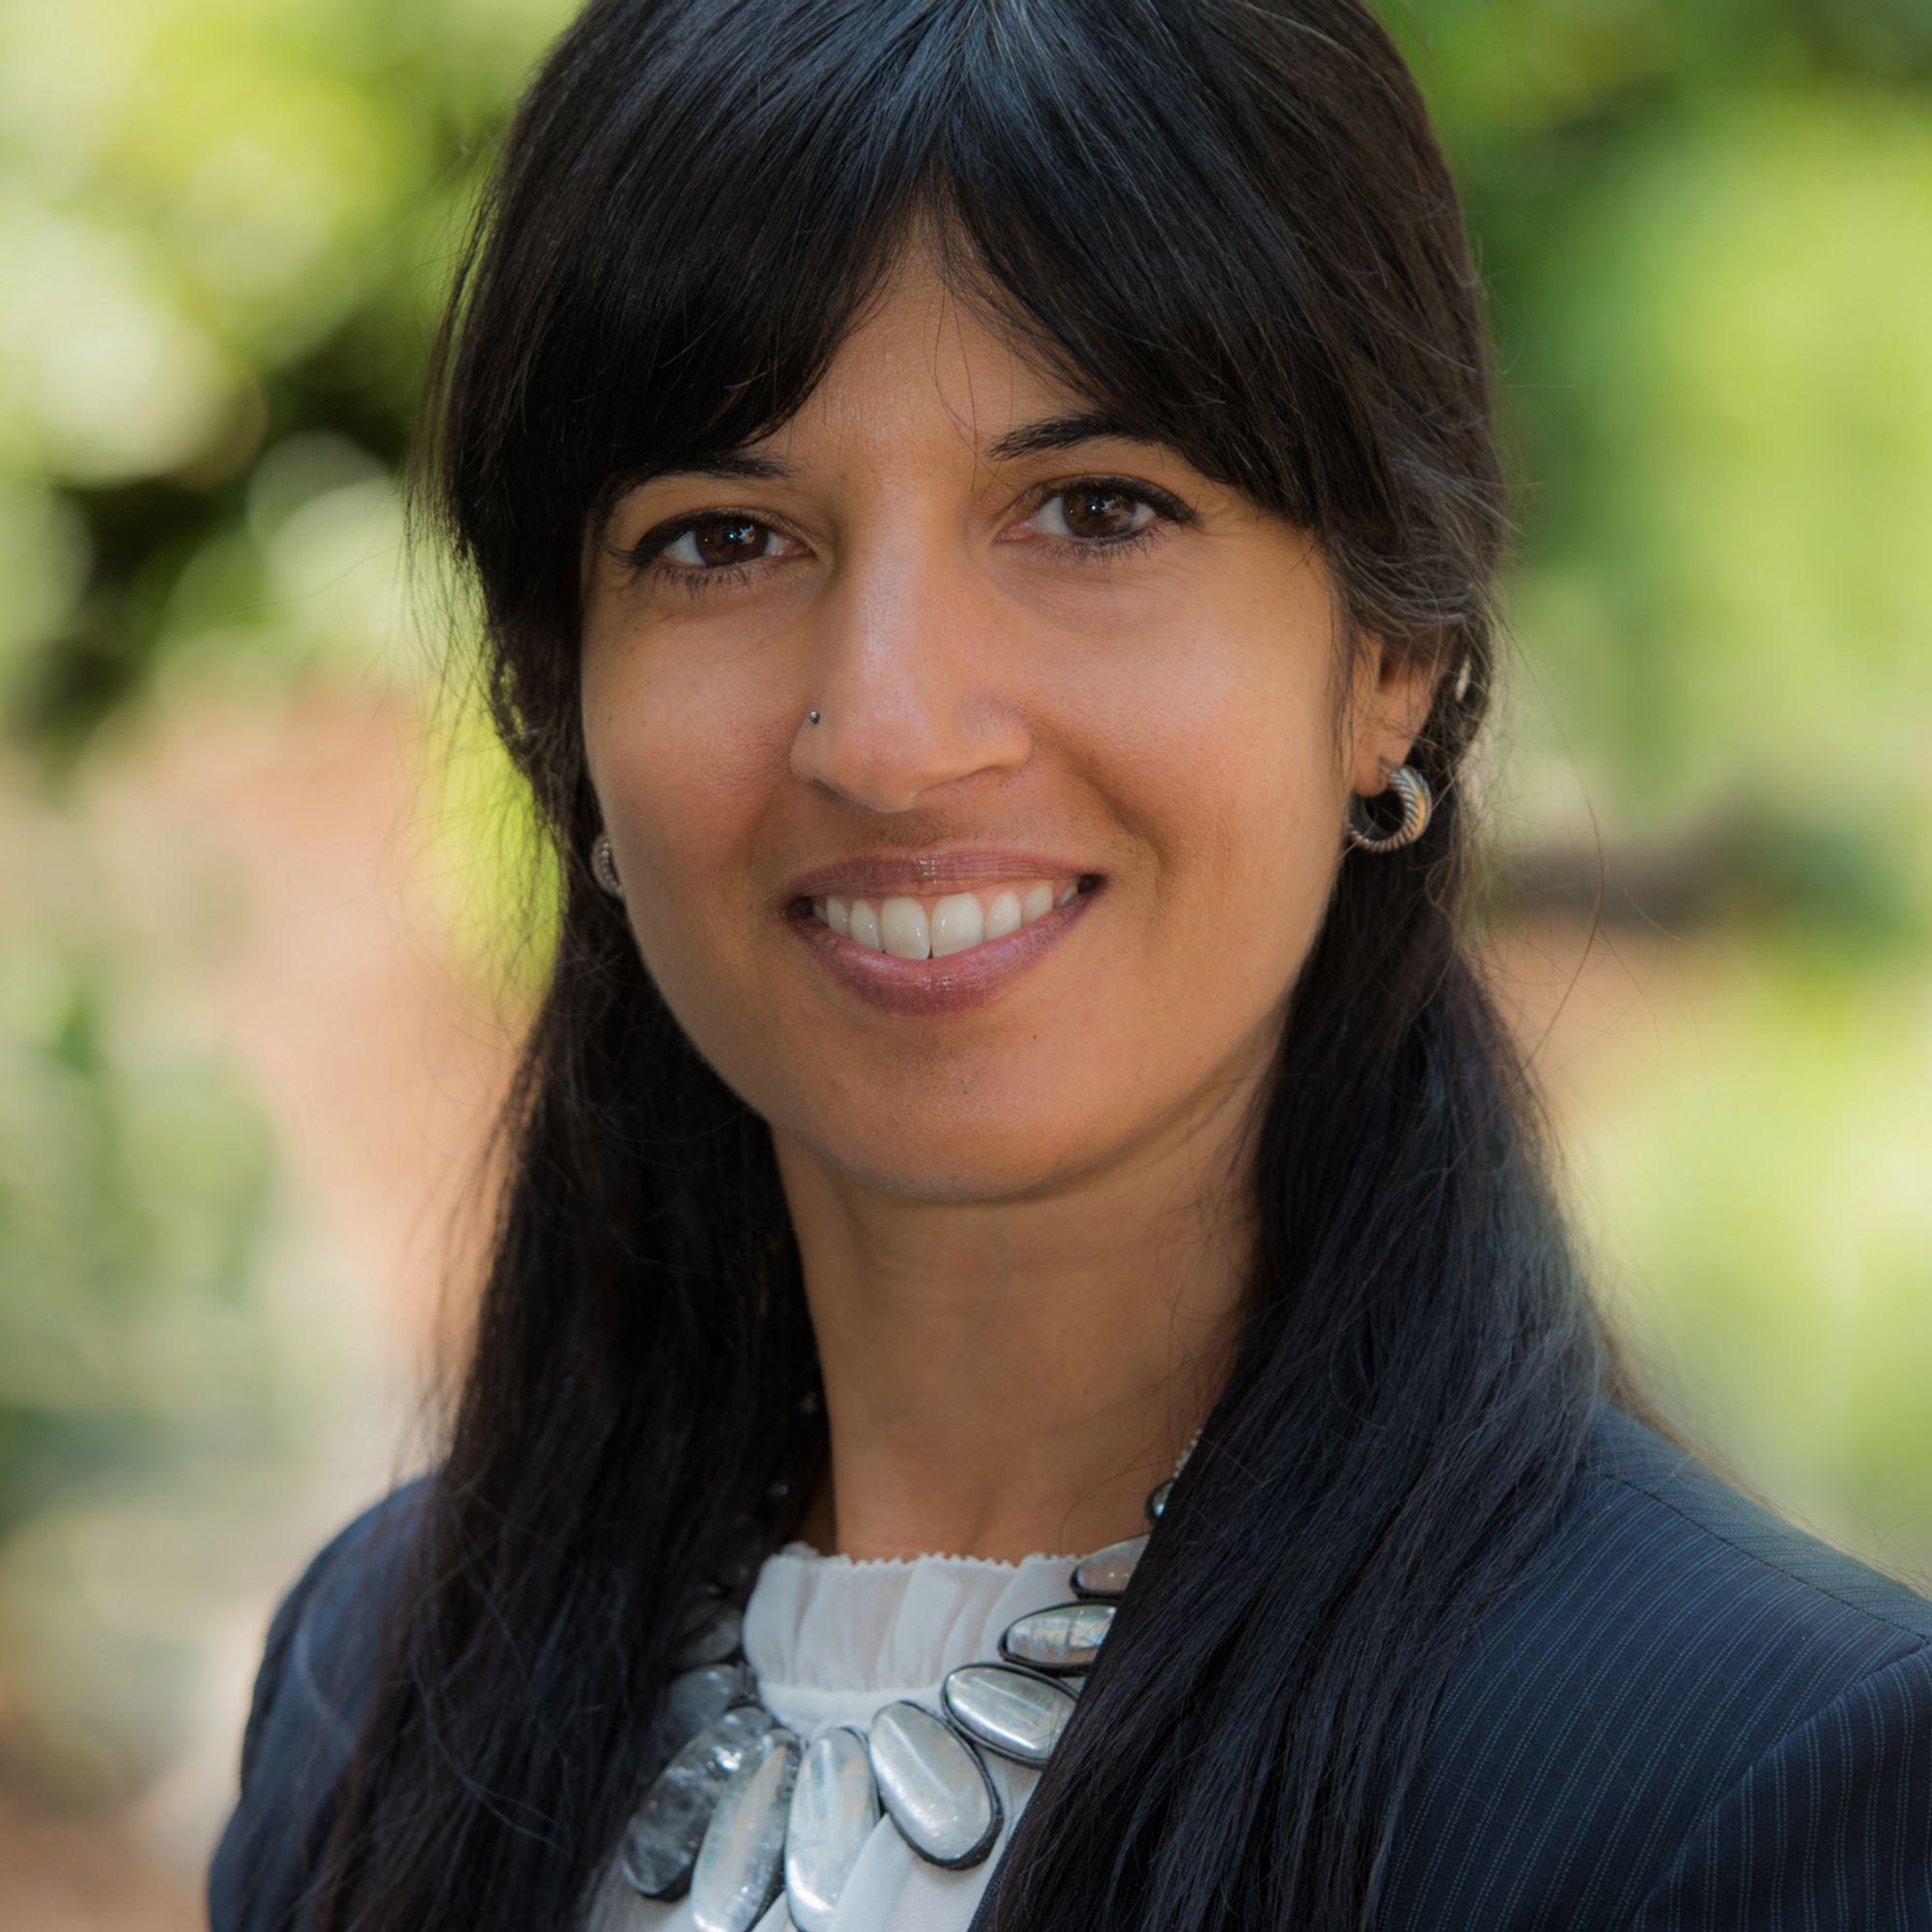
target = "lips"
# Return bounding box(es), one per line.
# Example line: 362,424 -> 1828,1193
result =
783,875 -> 1100,1017
779,848 -> 1105,908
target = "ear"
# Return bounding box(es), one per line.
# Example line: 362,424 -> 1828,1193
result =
1346,634 -> 1448,799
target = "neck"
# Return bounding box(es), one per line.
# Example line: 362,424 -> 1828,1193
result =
772,1090 -> 1256,1566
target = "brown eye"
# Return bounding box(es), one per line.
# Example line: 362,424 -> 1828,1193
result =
676,515 -> 774,568
1030,481 -> 1164,548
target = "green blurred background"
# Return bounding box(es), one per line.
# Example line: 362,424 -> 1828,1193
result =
0,0 -> 1927,1920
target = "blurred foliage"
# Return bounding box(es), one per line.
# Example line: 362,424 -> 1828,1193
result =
1493,91 -> 1932,823
0,853 -> 363,1798
0,0 -> 1927,1811
0,945 -> 276,1545
1576,940 -> 1932,1577
0,0 -> 555,763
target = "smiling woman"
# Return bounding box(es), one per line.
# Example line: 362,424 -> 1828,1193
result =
576,246 -> 1433,1087
205,3 -> 1932,1932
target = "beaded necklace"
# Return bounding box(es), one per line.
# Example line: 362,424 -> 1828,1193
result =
612,1429 -> 1201,1931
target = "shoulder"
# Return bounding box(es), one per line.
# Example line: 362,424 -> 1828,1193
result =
206,1471 -> 436,1932
1378,1398 -> 1932,1930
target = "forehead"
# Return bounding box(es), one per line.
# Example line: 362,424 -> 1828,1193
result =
736,252 -> 1131,474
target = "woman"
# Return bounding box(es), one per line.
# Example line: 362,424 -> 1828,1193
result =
206,1 -> 1932,1928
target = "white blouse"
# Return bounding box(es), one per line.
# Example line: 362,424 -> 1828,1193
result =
595,1538 -> 1084,1931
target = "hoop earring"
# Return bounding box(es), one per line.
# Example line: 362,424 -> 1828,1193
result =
591,832 -> 624,898
1345,763 -> 1433,854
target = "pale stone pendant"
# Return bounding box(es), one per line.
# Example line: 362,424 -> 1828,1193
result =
690,1726 -> 803,1932
1071,1532 -> 1149,1599
867,1699 -> 1003,1868
999,1600 -> 1115,1675
649,1661 -> 756,1765
1145,1478 -> 1173,1520
784,1725 -> 880,1931
941,1662 -> 1077,1766
620,1704 -> 774,1899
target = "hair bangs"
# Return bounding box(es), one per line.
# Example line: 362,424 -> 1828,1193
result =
429,0 -> 1387,646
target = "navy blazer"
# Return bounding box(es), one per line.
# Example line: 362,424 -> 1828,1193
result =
207,1400 -> 1932,1929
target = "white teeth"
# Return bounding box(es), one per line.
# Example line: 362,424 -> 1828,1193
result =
879,897 -> 930,959
930,893 -> 985,958
809,876 -> 1089,961
984,890 -> 1022,941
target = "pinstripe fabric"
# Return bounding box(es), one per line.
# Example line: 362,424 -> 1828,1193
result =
207,1400 -> 1932,1930
1374,1404 -> 1932,1929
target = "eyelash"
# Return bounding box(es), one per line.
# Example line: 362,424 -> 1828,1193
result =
614,475 -> 1193,599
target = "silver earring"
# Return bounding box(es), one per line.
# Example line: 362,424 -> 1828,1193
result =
807,709 -> 821,724
1345,763 -> 1432,854
591,832 -> 624,898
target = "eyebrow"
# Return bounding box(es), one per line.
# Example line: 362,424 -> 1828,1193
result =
596,409 -> 1177,543
984,409 -> 1162,465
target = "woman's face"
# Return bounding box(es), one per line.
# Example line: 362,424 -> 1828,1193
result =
580,243 -> 1433,1202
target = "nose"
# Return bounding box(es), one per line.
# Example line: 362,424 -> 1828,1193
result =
788,535 -> 1032,813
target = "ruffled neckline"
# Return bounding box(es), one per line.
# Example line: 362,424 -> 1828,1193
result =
739,1538 -> 1086,1728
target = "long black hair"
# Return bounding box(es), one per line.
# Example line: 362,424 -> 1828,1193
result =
309,2 -> 1672,1926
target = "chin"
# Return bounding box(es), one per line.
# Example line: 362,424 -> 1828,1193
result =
803,1099 -> 1112,1203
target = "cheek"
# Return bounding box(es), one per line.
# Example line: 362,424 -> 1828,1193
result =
1091,641 -> 1343,1053
585,625 -> 775,806
1100,634 -> 1341,898
582,648 -> 779,980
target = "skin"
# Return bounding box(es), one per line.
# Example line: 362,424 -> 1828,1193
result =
580,237 -> 1440,1562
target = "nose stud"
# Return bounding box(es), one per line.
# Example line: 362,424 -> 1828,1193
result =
807,709 -> 821,724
